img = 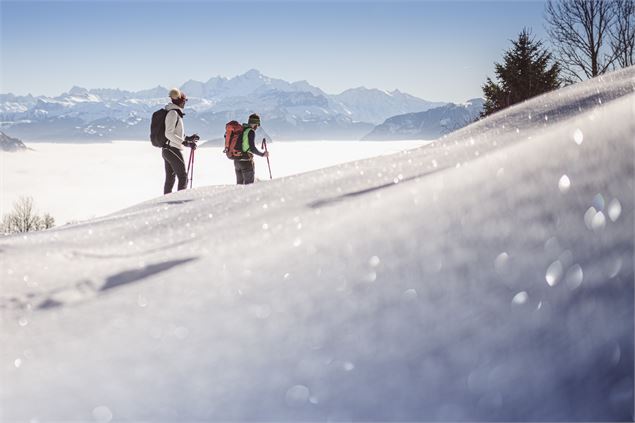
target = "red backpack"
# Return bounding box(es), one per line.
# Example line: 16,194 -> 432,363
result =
224,121 -> 244,159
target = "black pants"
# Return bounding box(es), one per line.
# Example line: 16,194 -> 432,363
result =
234,159 -> 255,185
162,146 -> 188,194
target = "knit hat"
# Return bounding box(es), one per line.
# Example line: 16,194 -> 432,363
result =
169,88 -> 182,100
169,88 -> 186,103
248,113 -> 261,126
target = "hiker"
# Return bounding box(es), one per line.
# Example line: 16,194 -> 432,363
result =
234,113 -> 269,185
162,88 -> 199,194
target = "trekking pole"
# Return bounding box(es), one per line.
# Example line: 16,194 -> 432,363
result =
187,147 -> 195,189
261,138 -> 272,180
190,147 -> 195,189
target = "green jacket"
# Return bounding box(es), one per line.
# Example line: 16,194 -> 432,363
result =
240,124 -> 265,157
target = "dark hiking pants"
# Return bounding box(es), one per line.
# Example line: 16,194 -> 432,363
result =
162,146 -> 188,194
234,159 -> 255,185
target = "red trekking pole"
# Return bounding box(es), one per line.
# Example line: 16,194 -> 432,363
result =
186,147 -> 195,188
261,138 -> 272,180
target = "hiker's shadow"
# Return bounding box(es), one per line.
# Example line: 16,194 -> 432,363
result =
308,167 -> 450,209
32,257 -> 198,311
161,199 -> 195,206
101,258 -> 197,291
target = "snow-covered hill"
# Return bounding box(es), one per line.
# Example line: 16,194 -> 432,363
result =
1,67 -> 633,421
364,98 -> 484,140
0,70 -> 442,141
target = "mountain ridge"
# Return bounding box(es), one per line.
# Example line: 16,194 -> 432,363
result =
0,131 -> 27,152
363,98 -> 484,140
1,70 -> 445,141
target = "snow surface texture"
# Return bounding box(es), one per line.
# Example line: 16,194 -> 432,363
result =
1,68 -> 634,421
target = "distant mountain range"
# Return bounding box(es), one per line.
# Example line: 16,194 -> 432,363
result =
363,98 -> 485,140
0,70 -> 481,142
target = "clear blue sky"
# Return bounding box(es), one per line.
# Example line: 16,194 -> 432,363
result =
1,0 -> 548,103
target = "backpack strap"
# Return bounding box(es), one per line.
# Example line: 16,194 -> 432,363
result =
168,108 -> 184,119
242,127 -> 252,153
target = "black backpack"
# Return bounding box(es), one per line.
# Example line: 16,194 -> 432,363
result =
150,108 -> 181,147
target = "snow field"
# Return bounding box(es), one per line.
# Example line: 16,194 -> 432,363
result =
1,67 -> 634,421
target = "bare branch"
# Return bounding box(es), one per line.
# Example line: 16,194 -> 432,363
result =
544,0 -> 622,81
1,197 -> 55,234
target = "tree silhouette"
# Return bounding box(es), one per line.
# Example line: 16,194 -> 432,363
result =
545,0 -> 633,83
2,197 -> 55,234
609,0 -> 635,68
482,29 -> 561,117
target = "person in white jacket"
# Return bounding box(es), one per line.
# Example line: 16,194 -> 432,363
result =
162,88 -> 199,194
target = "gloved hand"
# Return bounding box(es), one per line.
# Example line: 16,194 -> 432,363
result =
185,134 -> 200,142
182,140 -> 197,149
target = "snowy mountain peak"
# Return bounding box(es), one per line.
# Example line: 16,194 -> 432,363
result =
240,69 -> 263,79
334,86 -> 447,125
1,71 -> 445,139
182,79 -> 198,86
340,86 -> 372,95
179,80 -> 206,97
463,97 -> 485,107
205,76 -> 227,87
134,85 -> 169,99
67,86 -> 89,96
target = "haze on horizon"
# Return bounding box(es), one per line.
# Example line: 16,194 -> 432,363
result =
1,0 -> 548,103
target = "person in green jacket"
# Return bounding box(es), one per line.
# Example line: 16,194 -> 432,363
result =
235,113 -> 269,184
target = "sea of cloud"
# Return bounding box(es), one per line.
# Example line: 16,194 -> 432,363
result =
1,140 -> 428,225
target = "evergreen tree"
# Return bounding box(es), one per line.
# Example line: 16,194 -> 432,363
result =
482,29 -> 561,117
